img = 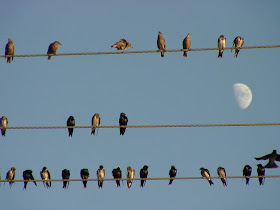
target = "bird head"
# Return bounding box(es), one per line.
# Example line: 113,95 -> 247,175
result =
55,41 -> 62,45
99,165 -> 104,169
143,165 -> 149,170
12,167 -> 16,171
8,38 -> 13,43
257,164 -> 263,168
199,167 -> 205,171
120,112 -> 126,116
171,165 -> 176,170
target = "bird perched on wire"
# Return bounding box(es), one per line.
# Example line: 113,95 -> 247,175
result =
40,167 -> 51,188
255,150 -> 280,168
169,165 -> 177,185
47,41 -> 62,60
97,165 -> 105,189
111,39 -> 132,51
257,164 -> 265,185
218,35 -> 226,58
182,34 -> 191,57
127,166 -> 135,188
5,38 -> 15,63
112,167 -> 122,187
6,167 -> 16,188
91,113 -> 100,135
200,167 -> 214,185
157,32 -> 166,57
23,170 -> 37,190
67,116 -> 75,137
243,165 -> 252,185
1,116 -> 8,136
232,36 -> 244,57
80,168 -> 90,188
217,166 -> 227,186
62,169 -> 70,189
140,165 -> 149,188
119,113 -> 128,135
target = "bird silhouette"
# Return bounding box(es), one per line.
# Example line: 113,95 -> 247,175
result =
80,168 -> 90,188
257,164 -> 265,185
140,165 -> 149,187
112,167 -> 122,187
243,165 -> 252,185
169,165 -> 177,185
23,170 -> 37,190
255,150 -> 280,168
67,116 -> 75,137
62,169 -> 70,189
47,41 -> 62,60
119,113 -> 128,135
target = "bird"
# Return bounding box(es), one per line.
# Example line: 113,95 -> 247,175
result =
97,165 -> 105,189
112,167 -> 122,187
255,150 -> 280,168
200,167 -> 214,185
23,170 -> 37,190
47,41 -> 62,60
1,116 -> 8,136
119,113 -> 128,135
127,166 -> 135,188
182,34 -> 191,57
232,36 -> 244,57
5,38 -> 15,63
257,164 -> 265,185
40,167 -> 51,188
111,39 -> 132,51
217,167 -> 227,186
243,165 -> 252,185
91,113 -> 100,135
6,167 -> 16,188
62,169 -> 70,189
169,165 -> 177,185
140,165 -> 149,187
218,35 -> 226,58
157,32 -> 166,57
80,168 -> 90,188
67,116 -> 75,137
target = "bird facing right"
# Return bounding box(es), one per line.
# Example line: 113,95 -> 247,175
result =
5,38 -> 15,63
111,39 -> 132,51
40,166 -> 51,188
91,113 -> 100,135
157,32 -> 166,57
1,116 -> 8,136
6,167 -> 16,188
47,41 -> 62,60
169,165 -> 177,185
255,150 -> 280,168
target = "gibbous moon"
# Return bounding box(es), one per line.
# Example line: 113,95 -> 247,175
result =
233,83 -> 253,109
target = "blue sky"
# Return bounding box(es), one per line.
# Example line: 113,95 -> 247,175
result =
1,0 -> 280,209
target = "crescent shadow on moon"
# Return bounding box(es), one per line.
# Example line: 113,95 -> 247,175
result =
233,83 -> 253,109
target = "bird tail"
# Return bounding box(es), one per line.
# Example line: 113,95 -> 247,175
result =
140,180 -> 145,187
1,129 -> 6,136
183,51 -> 187,57
63,181 -> 67,189
168,179 -> 173,185
116,180 -> 120,187
83,181 -> 87,188
48,56 -> 51,60
208,180 -> 214,185
245,178 -> 250,185
111,44 -> 116,48
221,179 -> 227,186
91,128 -> 95,135
265,162 -> 278,168
234,49 -> 239,58
218,51 -> 223,58
7,57 -> 11,63
161,51 -> 164,57
24,181 -> 27,190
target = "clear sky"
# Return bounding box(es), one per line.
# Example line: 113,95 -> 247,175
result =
1,0 -> 280,209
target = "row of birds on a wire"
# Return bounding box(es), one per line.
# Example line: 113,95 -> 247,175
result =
3,33 -> 244,63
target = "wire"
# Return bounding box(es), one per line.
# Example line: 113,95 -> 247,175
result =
1,45 -> 279,58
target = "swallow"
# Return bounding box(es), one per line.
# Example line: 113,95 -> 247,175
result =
40,167 -> 51,188
232,36 -> 244,57
140,165 -> 149,187
255,150 -> 280,168
1,116 -> 8,136
5,38 -> 15,63
200,167 -> 214,185
218,35 -> 226,58
169,165 -> 177,185
157,32 -> 166,57
112,167 -> 122,187
67,116 -> 75,137
23,170 -> 37,190
80,168 -> 90,188
243,165 -> 252,185
47,41 -> 62,60
97,165 -> 105,189
119,113 -> 128,135
62,169 -> 70,189
257,164 -> 265,185
127,166 -> 135,188
6,167 -> 16,188
182,34 -> 191,57
91,113 -> 100,135
111,39 -> 132,51
217,167 -> 227,186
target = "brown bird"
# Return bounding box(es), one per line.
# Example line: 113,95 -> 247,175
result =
47,41 -> 62,60
217,166 -> 227,186
5,38 -> 15,63
218,35 -> 226,58
255,150 -> 280,168
232,36 -> 244,58
111,39 -> 132,51
97,165 -> 105,188
126,166 -> 135,188
6,167 -> 16,188
182,34 -> 191,57
91,113 -> 100,135
1,116 -> 8,136
157,32 -> 166,57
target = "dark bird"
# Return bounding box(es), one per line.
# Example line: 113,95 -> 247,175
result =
91,113 -> 100,135
140,165 -> 149,187
127,166 -> 135,188
182,34 -> 191,57
200,167 -> 214,185
217,166 -> 227,186
67,116 -> 75,137
232,36 -> 244,57
243,165 -> 252,185
47,41 -> 62,60
6,167 -> 16,188
23,170 -> 37,190
97,165 -> 105,189
169,165 -> 177,185
111,39 -> 132,51
255,150 -> 280,168
40,167 -> 51,188
257,164 -> 265,185
1,116 -> 8,136
112,167 -> 122,187
157,32 -> 166,57
80,168 -> 90,188
62,169 -> 70,189
218,35 -> 226,58
5,38 -> 15,63
119,113 -> 128,135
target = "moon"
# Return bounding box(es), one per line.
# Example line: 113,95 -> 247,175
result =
233,83 -> 253,109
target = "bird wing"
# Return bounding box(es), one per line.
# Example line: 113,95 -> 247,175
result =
255,154 -> 271,160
